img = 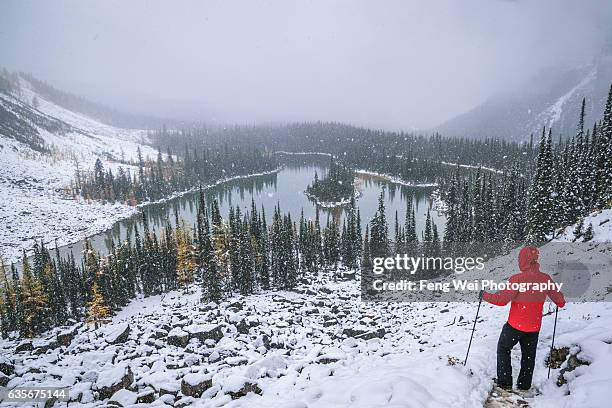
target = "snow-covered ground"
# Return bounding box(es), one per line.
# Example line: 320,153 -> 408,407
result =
1,256 -> 611,407
0,79 -> 159,264
553,209 -> 612,243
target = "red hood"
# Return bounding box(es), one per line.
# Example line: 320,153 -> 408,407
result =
518,246 -> 540,273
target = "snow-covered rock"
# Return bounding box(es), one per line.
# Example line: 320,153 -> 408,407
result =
221,375 -> 262,400
140,370 -> 181,396
184,323 -> 224,343
94,364 -> 134,400
57,324 -> 80,346
103,323 -> 131,345
181,372 -> 213,397
108,388 -> 138,407
0,355 -> 14,376
167,327 -> 190,348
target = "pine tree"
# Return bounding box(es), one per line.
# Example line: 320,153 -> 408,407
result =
596,85 -> 612,208
582,222 -> 594,242
573,218 -> 584,241
0,257 -> 19,338
423,209 -> 433,255
369,190 -> 389,258
259,205 -> 270,289
527,128 -> 555,243
362,225 -> 372,270
196,192 -> 223,303
443,172 -> 459,244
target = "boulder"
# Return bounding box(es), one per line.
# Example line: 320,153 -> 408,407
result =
0,356 -> 14,376
235,320 -> 250,335
108,389 -> 138,407
44,398 -> 58,408
323,319 -> 338,327
95,365 -> 134,400
167,327 -> 190,348
57,324 -> 80,347
184,324 -> 224,343
223,375 -> 262,400
33,339 -> 59,355
136,388 -> 155,404
547,347 -> 570,369
181,373 -> 213,397
342,326 -> 386,340
141,371 -> 181,396
558,353 -> 590,386
15,341 -> 34,353
175,396 -> 197,408
339,270 -> 356,281
228,382 -> 262,400
0,373 -> 9,387
151,328 -> 168,339
104,323 -> 131,345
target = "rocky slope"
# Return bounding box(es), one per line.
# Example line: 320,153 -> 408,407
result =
1,259 -> 611,407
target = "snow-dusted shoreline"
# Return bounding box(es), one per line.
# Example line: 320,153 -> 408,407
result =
134,167 -> 282,209
2,168 -> 281,265
354,169 -> 438,188
439,160 -> 505,175
274,151 -> 333,157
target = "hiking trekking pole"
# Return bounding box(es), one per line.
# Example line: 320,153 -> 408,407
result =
547,306 -> 559,379
464,291 -> 483,365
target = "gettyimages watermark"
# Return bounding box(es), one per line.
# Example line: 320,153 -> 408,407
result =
361,242 -> 612,302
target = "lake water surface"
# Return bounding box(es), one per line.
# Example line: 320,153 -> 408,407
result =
49,158 -> 445,265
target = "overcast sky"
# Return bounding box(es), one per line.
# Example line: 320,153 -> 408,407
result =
1,0 -> 611,129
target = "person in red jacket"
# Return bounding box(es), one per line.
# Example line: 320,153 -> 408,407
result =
481,246 -> 565,391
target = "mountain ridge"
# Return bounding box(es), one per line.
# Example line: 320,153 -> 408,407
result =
433,55 -> 612,141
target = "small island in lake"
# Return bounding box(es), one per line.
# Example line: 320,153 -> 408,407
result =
305,160 -> 356,207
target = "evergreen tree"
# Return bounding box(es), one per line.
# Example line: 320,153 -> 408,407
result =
582,222 -> 594,242
369,190 -> 389,258
596,85 -> 612,208
573,218 -> 584,241
19,255 -> 49,338
527,128 -> 555,242
362,225 -> 372,270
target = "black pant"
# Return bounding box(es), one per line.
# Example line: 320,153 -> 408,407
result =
497,323 -> 539,390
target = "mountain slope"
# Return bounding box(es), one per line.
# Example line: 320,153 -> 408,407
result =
435,55 -> 612,141
0,73 -> 159,264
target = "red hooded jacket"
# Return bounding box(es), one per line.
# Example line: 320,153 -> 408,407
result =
482,246 -> 566,332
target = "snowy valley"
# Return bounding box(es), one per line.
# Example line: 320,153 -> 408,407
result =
2,4 -> 612,405
0,75 -> 159,264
